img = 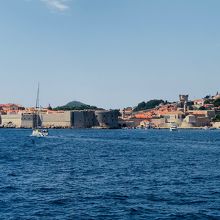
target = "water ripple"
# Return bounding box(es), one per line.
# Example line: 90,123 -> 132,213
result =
0,129 -> 219,219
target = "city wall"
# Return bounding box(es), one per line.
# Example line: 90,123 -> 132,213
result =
41,112 -> 72,128
0,110 -> 120,129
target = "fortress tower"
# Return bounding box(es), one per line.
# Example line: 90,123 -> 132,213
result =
179,95 -> 189,110
179,95 -> 189,103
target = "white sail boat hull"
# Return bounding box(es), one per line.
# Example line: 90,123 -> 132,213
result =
32,129 -> 48,137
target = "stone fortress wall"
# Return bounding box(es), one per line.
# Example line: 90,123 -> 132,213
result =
41,111 -> 72,128
0,110 -> 119,129
95,110 -> 119,129
1,114 -> 22,128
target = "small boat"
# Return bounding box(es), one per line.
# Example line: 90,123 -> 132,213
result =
203,126 -> 216,130
32,128 -> 48,137
32,83 -> 49,137
170,124 -> 178,131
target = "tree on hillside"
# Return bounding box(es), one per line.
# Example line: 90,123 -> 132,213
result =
53,100 -> 100,111
204,95 -> 211,99
204,99 -> 213,104
54,105 -> 99,111
199,106 -> 206,110
133,99 -> 165,112
214,98 -> 220,107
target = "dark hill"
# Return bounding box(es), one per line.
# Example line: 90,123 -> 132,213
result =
65,101 -> 87,108
133,99 -> 165,112
53,100 -> 99,111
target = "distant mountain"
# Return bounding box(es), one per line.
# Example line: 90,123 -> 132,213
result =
53,100 -> 100,111
65,101 -> 87,108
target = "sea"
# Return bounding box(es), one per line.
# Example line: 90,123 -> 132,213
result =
0,129 -> 219,220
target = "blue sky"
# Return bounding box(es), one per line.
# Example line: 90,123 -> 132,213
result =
0,0 -> 219,109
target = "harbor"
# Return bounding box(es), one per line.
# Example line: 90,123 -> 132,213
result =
1,93 -> 220,130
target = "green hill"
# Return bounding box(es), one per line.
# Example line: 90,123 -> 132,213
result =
53,100 -> 99,111
133,99 -> 165,112
65,101 -> 87,108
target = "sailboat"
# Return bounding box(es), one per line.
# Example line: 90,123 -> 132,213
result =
32,84 -> 49,137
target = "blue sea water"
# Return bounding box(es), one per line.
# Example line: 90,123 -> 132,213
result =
0,129 -> 220,220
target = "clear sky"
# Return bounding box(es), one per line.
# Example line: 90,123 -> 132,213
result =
0,0 -> 219,109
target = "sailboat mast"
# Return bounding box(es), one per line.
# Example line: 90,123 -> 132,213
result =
35,83 -> 40,128
36,83 -> 40,109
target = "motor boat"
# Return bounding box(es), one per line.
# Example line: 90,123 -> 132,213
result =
170,124 -> 178,131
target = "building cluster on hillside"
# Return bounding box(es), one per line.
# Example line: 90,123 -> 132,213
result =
1,92 -> 220,129
119,93 -> 220,129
